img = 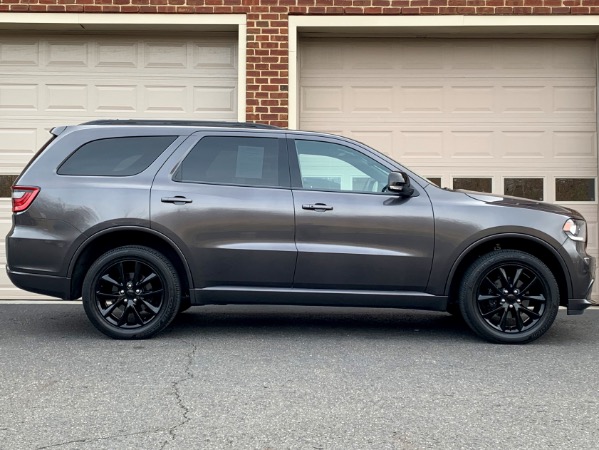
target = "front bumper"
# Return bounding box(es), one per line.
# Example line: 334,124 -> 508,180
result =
567,255 -> 595,315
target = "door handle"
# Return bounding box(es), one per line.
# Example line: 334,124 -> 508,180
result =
302,203 -> 333,211
161,196 -> 193,204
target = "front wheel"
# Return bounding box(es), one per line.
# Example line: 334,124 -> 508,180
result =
82,246 -> 181,339
459,250 -> 559,344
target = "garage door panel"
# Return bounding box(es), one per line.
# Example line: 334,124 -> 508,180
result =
301,39 -> 596,78
301,79 -> 596,121
0,32 -> 239,298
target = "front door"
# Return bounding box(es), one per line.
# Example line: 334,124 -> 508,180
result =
289,136 -> 434,291
151,132 -> 296,289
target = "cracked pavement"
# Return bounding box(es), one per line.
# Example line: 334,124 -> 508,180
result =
0,304 -> 598,449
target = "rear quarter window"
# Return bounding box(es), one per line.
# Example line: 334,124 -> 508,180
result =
58,136 -> 177,176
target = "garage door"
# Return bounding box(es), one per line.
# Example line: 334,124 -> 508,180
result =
300,38 -> 598,299
0,32 -> 239,298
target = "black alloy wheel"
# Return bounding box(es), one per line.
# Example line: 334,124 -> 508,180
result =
82,246 -> 181,339
459,250 -> 559,344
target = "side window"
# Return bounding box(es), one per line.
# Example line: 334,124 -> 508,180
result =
58,136 -> 177,176
294,140 -> 389,193
174,136 -> 288,188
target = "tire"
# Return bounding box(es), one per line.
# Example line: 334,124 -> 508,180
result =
82,245 -> 181,339
459,250 -> 559,344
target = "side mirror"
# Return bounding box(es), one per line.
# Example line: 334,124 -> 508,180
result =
386,171 -> 414,197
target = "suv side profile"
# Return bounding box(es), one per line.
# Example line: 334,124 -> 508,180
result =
6,120 -> 595,343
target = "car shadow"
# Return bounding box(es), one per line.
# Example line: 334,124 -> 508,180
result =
2,304 -> 593,346
167,305 -> 475,341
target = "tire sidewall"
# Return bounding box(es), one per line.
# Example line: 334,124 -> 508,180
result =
459,250 -> 559,344
82,246 -> 181,339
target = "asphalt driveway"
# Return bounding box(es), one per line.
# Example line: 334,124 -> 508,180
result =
0,303 -> 597,449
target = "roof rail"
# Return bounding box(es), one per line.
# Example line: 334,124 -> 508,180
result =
80,119 -> 281,130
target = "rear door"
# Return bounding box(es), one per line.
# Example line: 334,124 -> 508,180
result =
289,136 -> 435,291
151,131 -> 296,289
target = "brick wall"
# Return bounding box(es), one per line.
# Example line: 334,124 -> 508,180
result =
1,1 -> 598,126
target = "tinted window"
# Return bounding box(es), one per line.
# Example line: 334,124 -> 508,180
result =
58,136 -> 176,176
175,136 -> 288,188
556,178 -> 596,202
453,177 -> 492,193
294,140 -> 389,193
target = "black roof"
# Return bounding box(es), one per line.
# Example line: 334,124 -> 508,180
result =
81,119 -> 281,130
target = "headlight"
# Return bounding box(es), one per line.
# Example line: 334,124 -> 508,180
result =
563,218 -> 587,242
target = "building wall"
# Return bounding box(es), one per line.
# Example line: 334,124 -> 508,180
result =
2,2 -> 598,128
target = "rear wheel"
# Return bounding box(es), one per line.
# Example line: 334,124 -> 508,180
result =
82,246 -> 181,339
459,250 -> 559,344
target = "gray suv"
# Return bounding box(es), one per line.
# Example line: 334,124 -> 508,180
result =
6,120 -> 595,343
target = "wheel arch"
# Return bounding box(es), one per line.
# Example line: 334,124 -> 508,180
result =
68,227 -> 193,300
445,234 -> 572,308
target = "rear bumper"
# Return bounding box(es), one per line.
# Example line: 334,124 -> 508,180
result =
6,267 -> 71,300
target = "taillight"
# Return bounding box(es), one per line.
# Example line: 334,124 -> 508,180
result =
12,186 -> 40,213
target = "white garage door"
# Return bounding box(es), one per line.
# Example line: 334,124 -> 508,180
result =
0,32 -> 239,298
300,37 -> 598,298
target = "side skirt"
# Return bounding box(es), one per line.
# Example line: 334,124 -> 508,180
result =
191,287 -> 448,311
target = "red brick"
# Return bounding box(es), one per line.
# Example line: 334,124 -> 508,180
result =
550,6 -> 570,11
512,5 -> 533,11
400,5 -> 420,11
494,6 -> 514,12
571,5 -> 590,10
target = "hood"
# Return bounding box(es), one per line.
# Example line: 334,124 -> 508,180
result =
460,190 -> 583,219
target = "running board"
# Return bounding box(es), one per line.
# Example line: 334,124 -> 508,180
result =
191,287 -> 448,311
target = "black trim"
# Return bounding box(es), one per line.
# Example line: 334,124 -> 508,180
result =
567,298 -> 593,315
192,286 -> 448,311
81,120 -> 280,130
7,267 -> 71,300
